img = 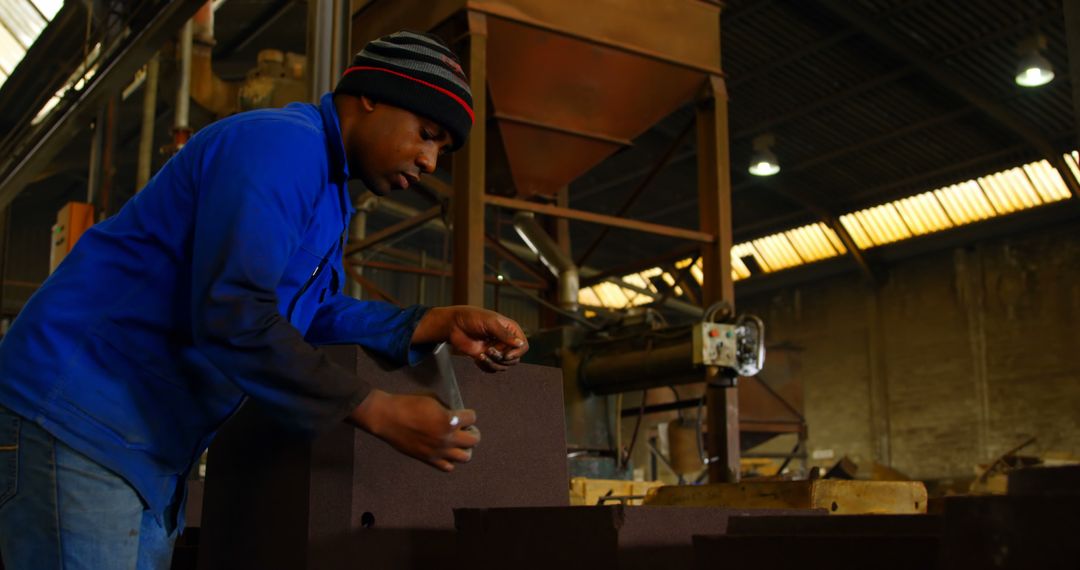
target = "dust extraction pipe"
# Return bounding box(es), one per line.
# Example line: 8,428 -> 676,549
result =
512,211 -> 579,312
173,19 -> 193,149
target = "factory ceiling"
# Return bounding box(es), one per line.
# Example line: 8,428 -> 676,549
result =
571,0 -> 1078,276
0,0 -> 1075,295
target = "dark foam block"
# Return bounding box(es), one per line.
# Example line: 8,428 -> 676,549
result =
694,534 -> 940,570
198,345 -> 567,570
455,505 -> 816,570
939,494 -> 1080,570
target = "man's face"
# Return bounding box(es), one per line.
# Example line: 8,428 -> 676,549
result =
348,97 -> 453,196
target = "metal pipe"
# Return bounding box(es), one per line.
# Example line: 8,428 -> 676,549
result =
512,211 -> 579,311
190,1 -> 240,117
307,0 -> 351,102
369,198 -> 697,314
579,341 -> 699,395
136,53 -> 159,190
174,20 -> 193,148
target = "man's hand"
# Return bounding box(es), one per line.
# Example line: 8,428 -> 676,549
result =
348,389 -> 479,472
412,306 -> 530,372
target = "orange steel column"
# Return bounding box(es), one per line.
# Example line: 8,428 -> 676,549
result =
697,74 -> 740,483
452,12 -> 488,307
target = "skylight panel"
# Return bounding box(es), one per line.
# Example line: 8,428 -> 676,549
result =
0,0 -> 63,91
29,0 -> 61,19
621,273 -> 652,293
578,287 -> 602,308
895,192 -> 953,235
849,204 -> 912,246
592,282 -> 627,308
0,24 -> 24,74
934,181 -> 996,225
0,0 -> 47,47
753,234 -> 803,270
1023,160 -> 1071,203
690,263 -> 704,286
838,214 -> 875,249
674,257 -> 695,270
731,243 -> 759,278
785,223 -> 843,262
820,224 -> 847,254
978,168 -> 1042,214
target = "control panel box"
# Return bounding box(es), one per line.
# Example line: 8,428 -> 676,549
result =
692,322 -> 739,368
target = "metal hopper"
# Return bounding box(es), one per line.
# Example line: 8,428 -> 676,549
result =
352,0 -> 722,197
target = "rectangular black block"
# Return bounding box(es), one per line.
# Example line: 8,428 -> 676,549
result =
694,534 -> 940,570
726,513 -> 942,536
940,495 -> 1080,570
456,505 -> 812,570
198,346 -> 567,570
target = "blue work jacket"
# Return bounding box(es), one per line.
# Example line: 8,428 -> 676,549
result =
0,93 -> 429,521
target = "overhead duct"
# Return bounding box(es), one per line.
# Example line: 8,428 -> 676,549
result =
512,211 -> 579,312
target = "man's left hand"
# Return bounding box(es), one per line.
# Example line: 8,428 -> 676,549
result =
412,306 -> 530,372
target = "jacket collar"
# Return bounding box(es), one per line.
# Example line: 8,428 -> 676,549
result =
319,92 -> 350,182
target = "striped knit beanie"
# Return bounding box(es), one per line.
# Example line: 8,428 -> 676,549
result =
335,31 -> 473,150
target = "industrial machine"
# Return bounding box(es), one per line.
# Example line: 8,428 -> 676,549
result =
525,303 -> 766,480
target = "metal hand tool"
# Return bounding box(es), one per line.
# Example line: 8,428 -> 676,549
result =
433,343 -> 479,452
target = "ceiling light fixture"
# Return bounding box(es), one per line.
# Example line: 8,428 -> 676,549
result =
1015,35 -> 1054,88
749,133 -> 780,176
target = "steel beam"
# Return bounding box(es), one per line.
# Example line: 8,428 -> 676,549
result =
450,12 -> 487,307
484,233 -> 550,284
343,206 -> 442,257
572,150 -> 696,203
344,266 -> 401,305
579,243 -> 700,288
576,117 -> 695,266
604,277 -> 703,317
486,195 -> 714,243
817,0 -> 1080,199
0,0 -> 205,210
353,259 -> 545,290
697,75 -> 739,484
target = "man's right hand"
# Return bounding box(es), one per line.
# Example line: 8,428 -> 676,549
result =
347,389 -> 480,472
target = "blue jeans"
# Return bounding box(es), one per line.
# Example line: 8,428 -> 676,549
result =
0,406 -> 178,569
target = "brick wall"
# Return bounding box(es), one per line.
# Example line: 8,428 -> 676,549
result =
738,221 -> 1080,480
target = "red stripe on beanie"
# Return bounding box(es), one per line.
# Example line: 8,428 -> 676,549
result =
341,66 -> 474,124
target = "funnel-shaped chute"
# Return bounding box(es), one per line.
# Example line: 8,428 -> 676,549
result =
351,0 -> 722,197
486,16 -> 710,197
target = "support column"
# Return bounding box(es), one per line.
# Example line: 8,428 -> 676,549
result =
307,0 -> 352,101
697,74 -> 740,483
451,12 -> 487,307
87,96 -> 118,220
136,53 -> 160,191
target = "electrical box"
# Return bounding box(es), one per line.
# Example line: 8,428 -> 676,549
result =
49,202 -> 94,274
692,322 -> 739,368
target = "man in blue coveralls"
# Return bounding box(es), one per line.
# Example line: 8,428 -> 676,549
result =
0,31 -> 526,568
